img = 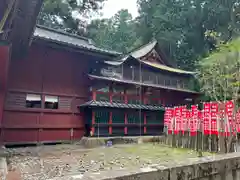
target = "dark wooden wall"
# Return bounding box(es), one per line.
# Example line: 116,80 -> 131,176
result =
2,43 -> 90,144
0,43 -> 10,145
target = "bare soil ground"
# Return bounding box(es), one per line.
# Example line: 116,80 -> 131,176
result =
6,143 -> 213,180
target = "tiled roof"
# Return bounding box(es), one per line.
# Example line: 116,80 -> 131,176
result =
33,26 -> 195,75
130,40 -> 158,59
142,61 -> 195,74
104,40 -> 158,65
105,57 -> 195,75
33,26 -> 121,56
104,40 -> 195,75
79,100 -> 165,111
88,74 -> 200,94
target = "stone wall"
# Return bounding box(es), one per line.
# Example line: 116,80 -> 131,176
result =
77,152 -> 240,180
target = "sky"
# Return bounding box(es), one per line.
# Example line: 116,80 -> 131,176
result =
99,0 -> 139,19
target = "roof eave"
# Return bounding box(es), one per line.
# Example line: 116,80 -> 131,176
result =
104,56 -> 196,75
33,36 -> 120,57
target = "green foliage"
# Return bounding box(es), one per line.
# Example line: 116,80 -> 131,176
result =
198,38 -> 240,102
86,9 -> 141,53
37,0 -> 105,34
137,0 -> 237,70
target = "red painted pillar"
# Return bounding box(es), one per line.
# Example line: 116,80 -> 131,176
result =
109,85 -> 113,103
144,113 -> 147,134
109,112 -> 112,135
124,89 -> 128,134
0,42 -> 10,144
124,113 -> 128,135
143,95 -> 148,105
124,89 -> 127,104
91,111 -> 95,136
92,89 -> 96,101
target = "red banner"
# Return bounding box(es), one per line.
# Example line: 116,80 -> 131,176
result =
236,108 -> 240,133
164,108 -> 173,134
174,107 -> 182,134
181,106 -> 187,134
164,108 -> 170,127
167,108 -> 175,134
190,105 -> 198,136
203,103 -> 211,135
210,102 -> 218,135
163,100 -> 238,137
225,100 -> 235,136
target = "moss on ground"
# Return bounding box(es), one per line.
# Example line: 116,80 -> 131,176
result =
8,143 -> 215,179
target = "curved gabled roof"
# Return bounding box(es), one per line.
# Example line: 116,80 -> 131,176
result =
105,40 -> 158,64
104,40 -> 195,75
130,40 -> 158,59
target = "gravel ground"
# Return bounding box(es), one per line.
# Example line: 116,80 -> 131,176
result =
6,143 -> 213,180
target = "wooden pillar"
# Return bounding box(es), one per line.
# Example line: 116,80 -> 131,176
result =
124,113 -> 128,135
109,112 -> 112,135
124,88 -> 128,135
124,88 -> 127,104
144,112 -> 147,134
0,42 -> 10,144
162,99 -> 165,107
109,85 -> 113,103
109,85 -> 113,135
91,111 -> 95,136
92,89 -> 96,101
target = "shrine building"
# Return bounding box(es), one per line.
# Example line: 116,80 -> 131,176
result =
0,1 -> 199,144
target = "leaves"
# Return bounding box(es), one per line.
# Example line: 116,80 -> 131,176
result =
37,0 -> 105,34
198,38 -> 240,102
137,0 -> 237,70
86,9 -> 141,53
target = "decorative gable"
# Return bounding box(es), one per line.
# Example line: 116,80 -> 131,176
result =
140,49 -> 166,65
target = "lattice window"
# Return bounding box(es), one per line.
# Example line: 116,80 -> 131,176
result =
5,92 -> 26,108
95,110 -> 109,124
127,111 -> 144,124
59,97 -> 72,110
146,113 -> 163,124
112,110 -> 125,124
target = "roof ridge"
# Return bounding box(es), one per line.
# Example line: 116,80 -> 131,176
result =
126,39 -> 157,55
112,39 -> 157,62
35,25 -> 93,43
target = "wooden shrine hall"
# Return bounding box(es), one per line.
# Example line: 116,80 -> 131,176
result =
79,40 -> 199,137
0,0 -> 199,143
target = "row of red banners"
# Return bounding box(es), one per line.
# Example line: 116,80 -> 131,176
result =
164,100 -> 240,136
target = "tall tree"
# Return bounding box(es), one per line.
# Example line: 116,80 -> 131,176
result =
37,0 -> 105,34
137,0 -> 238,70
198,38 -> 240,153
87,9 -> 141,53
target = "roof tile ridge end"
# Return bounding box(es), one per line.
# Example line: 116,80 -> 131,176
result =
35,24 -> 92,42
127,39 -> 158,55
